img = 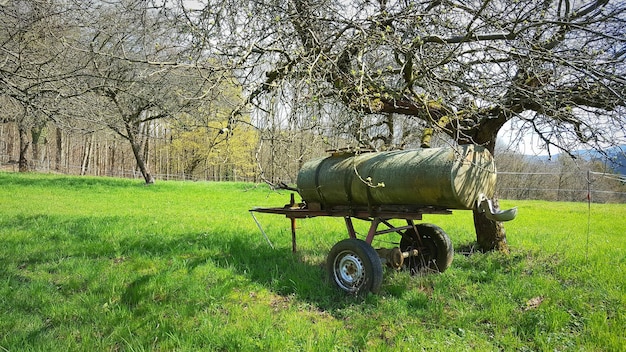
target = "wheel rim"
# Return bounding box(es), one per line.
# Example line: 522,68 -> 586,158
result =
401,235 -> 434,272
333,250 -> 365,292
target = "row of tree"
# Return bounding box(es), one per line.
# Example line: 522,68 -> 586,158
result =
0,0 -> 242,184
2,0 -> 625,251
0,120 -> 258,181
0,118 -> 334,183
495,150 -> 626,203
3,119 -> 623,202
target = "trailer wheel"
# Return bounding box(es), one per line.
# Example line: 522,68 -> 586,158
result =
327,239 -> 383,295
400,224 -> 453,274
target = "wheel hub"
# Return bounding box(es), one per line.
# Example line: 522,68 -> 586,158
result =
335,252 -> 364,291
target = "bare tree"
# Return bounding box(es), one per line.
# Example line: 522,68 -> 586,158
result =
1,1 -> 249,181
0,0 -> 84,171
184,0 -> 626,251
67,0 -> 235,184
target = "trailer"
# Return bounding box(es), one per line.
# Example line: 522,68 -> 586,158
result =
250,145 -> 517,295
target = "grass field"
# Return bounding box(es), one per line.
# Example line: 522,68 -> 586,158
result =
0,172 -> 624,351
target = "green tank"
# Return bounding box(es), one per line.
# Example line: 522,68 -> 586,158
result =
297,145 -> 497,210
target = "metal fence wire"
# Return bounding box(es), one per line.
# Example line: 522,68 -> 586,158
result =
496,171 -> 626,203
2,155 -> 624,203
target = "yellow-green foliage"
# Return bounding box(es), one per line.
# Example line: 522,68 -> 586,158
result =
166,79 -> 258,179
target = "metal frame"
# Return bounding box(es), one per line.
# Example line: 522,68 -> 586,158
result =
250,193 -> 451,252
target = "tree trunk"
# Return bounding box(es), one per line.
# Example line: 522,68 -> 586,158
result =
109,140 -> 116,177
126,123 -> 154,184
55,127 -> 63,172
18,124 -> 30,172
467,135 -> 509,253
5,123 -> 15,163
131,140 -> 154,184
473,196 -> 509,253
81,134 -> 93,175
31,123 -> 46,170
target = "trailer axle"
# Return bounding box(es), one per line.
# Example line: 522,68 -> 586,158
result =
376,247 -> 420,269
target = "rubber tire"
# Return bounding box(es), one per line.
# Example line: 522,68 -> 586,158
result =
327,239 -> 383,295
400,223 -> 454,274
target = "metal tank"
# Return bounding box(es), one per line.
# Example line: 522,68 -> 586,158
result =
297,144 -> 497,211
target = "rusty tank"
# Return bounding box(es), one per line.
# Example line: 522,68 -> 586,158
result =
297,144 -> 497,211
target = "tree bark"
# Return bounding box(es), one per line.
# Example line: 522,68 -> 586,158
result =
55,127 -> 63,172
131,140 -> 154,184
109,140 -> 116,177
126,123 -> 154,184
81,134 -> 93,175
31,123 -> 47,170
473,196 -> 509,253
467,133 -> 509,253
18,124 -> 30,172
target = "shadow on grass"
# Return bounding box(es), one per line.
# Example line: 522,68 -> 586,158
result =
208,236 -> 352,306
1,212 -> 393,312
125,230 -> 384,308
453,240 -> 532,283
120,274 -> 154,309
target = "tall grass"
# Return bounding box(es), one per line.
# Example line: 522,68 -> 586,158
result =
1,172 -> 624,351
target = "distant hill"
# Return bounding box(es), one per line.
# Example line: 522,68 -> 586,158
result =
608,146 -> 626,175
576,145 -> 626,175
526,145 -> 626,175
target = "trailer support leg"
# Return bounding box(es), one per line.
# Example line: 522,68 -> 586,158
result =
406,219 -> 425,247
366,218 -> 381,244
291,217 -> 297,253
344,217 -> 357,239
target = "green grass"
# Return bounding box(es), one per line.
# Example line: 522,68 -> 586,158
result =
1,172 -> 624,351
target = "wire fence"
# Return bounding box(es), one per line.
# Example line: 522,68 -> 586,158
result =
2,155 -> 624,203
496,170 -> 626,203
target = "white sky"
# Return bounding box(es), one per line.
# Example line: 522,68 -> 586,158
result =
497,119 -> 556,156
